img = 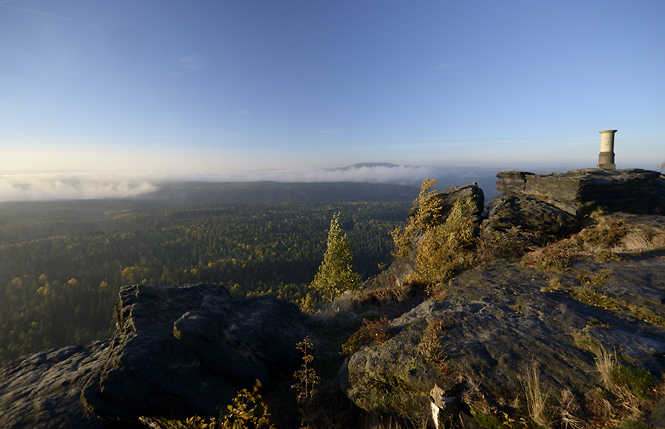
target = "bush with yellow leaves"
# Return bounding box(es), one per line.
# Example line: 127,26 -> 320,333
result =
186,381 -> 275,429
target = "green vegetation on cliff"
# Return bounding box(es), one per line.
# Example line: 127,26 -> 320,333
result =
309,213 -> 361,303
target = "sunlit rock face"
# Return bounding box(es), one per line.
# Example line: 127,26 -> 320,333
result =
408,182 -> 485,225
342,170 -> 665,425
342,257 -> 665,423
0,341 -> 115,429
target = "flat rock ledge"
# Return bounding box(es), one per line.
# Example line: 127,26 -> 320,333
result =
0,341 -> 120,429
342,256 -> 665,425
489,168 -> 665,235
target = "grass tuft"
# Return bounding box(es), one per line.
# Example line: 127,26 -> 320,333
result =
523,362 -> 550,428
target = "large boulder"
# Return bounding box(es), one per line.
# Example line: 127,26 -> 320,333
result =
81,284 -> 310,422
409,183 -> 485,226
0,284 -> 311,428
368,183 -> 484,292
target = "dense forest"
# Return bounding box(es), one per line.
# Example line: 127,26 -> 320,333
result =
0,191 -> 412,363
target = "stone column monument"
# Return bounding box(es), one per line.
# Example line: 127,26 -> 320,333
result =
597,129 -> 617,170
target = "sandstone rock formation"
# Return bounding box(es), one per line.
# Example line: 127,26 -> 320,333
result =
495,169 -> 664,215
487,194 -> 580,235
0,284 -> 310,427
489,168 -> 665,235
0,341 -> 129,429
409,183 -> 485,225
343,169 -> 665,426
343,251 -> 665,425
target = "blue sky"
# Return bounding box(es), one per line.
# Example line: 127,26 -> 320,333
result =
1,0 -> 664,177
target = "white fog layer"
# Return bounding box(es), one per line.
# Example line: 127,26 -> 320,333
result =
0,164 -> 513,202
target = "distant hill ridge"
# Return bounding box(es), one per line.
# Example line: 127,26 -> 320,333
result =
331,162 -> 401,170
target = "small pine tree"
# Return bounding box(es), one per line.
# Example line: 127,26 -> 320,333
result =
310,213 -> 361,302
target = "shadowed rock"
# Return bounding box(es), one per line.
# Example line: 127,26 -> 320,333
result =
495,168 -> 665,218
488,194 -> 581,235
81,284 -> 310,422
0,284 -> 311,427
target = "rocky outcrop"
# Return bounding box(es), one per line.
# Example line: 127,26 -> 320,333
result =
343,254 -> 665,423
367,183 -> 484,292
0,284 -> 311,428
410,183 -> 485,225
495,168 -> 665,215
488,168 -> 665,236
487,194 -> 580,235
341,171 -> 665,426
0,341 -> 132,429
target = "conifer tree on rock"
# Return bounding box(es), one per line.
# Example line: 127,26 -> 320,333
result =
310,213 -> 361,302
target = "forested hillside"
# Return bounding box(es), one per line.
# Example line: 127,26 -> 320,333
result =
0,194 -> 411,363
143,180 -> 419,204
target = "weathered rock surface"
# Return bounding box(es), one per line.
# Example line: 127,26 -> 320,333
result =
495,168 -> 665,217
488,194 -> 581,235
83,284 -> 310,421
485,168 -> 665,238
410,183 -> 485,225
0,284 -> 311,428
0,341 -> 139,429
343,254 -> 665,421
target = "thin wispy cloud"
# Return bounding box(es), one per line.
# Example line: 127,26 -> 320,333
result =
179,55 -> 205,70
338,141 -> 461,152
314,123 -> 340,134
0,2 -> 101,28
165,55 -> 205,77
141,134 -> 182,140
433,61 -> 464,70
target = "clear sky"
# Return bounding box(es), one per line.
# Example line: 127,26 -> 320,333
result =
1,0 -> 664,177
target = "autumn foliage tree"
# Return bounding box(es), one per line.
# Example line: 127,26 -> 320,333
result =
390,178 -> 444,258
309,213 -> 361,302
391,179 -> 477,287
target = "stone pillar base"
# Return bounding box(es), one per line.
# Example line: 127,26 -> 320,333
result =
597,151 -> 616,169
